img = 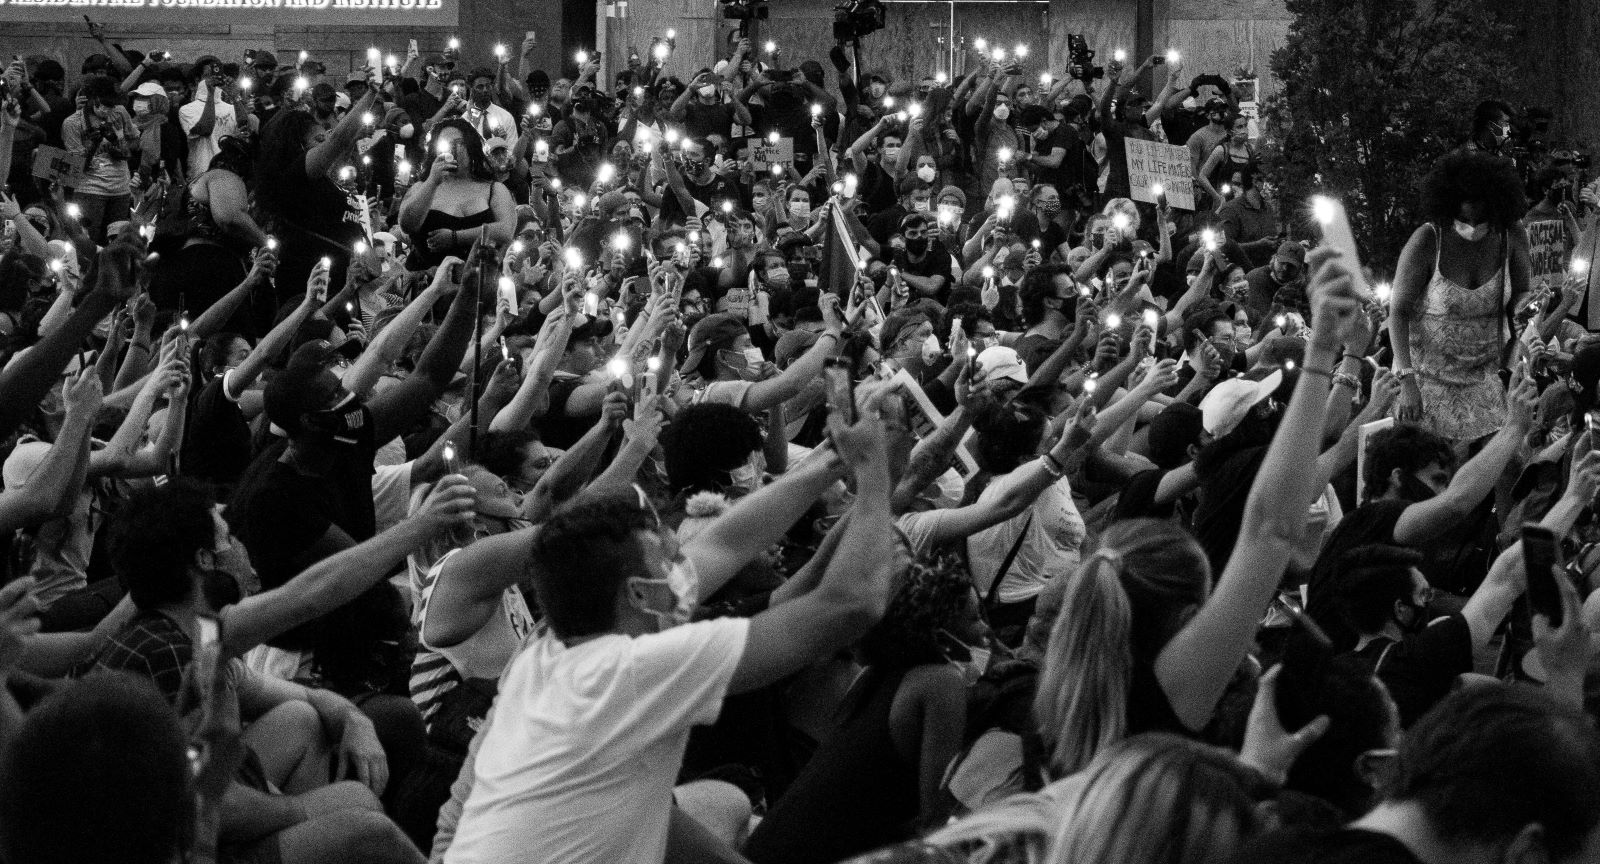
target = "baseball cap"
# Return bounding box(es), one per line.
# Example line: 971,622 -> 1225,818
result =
1199,369 -> 1282,437
774,328 -> 820,368
682,313 -> 749,373
594,190 -> 629,217
346,70 -> 369,85
974,346 -> 1028,385
1147,402 -> 1205,469
1274,241 -> 1307,267
251,50 -> 278,69
133,81 -> 165,98
1204,96 -> 1230,112
483,136 -> 510,154
264,341 -> 348,437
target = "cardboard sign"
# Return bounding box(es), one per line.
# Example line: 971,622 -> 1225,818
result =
886,367 -> 979,477
1526,218 -> 1568,291
751,137 -> 795,171
31,146 -> 84,189
1125,139 -> 1195,211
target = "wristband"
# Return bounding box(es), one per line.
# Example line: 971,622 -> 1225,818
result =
1301,366 -> 1335,380
1332,372 -> 1361,390
1041,453 -> 1066,478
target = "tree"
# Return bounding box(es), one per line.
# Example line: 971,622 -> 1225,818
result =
1264,0 -> 1515,270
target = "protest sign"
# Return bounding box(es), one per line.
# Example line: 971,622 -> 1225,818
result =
32,146 -> 84,190
1126,139 -> 1195,210
752,137 -> 795,171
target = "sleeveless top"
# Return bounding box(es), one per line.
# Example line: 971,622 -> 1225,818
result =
1409,223 -> 1511,441
404,183 -> 496,271
1209,142 -> 1258,191
744,666 -> 922,864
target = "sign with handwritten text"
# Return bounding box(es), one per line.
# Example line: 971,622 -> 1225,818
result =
1126,139 -> 1196,211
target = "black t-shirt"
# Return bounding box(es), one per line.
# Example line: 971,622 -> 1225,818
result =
260,149 -> 360,299
860,162 -> 898,215
1231,828 -> 1422,864
534,374 -> 598,450
1349,613 -> 1472,726
1034,124 -> 1092,199
1307,499 -> 1410,648
1193,446 -> 1270,575
749,99 -> 817,158
181,374 -> 252,489
864,205 -> 909,246
1112,468 -> 1179,522
1012,333 -> 1062,376
1162,107 -> 1209,153
225,415 -> 379,649
682,102 -> 739,142
892,240 -> 955,283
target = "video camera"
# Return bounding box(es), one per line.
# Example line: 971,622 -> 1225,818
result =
720,0 -> 768,36
833,0 -> 885,42
1067,34 -> 1104,85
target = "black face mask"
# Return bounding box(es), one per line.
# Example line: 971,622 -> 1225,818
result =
905,236 -> 929,255
1397,472 -> 1438,503
303,395 -> 370,448
1393,597 -> 1429,635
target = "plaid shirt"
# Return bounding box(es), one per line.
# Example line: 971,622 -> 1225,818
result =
81,611 -> 192,706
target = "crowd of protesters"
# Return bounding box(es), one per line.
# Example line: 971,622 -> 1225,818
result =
0,16 -> 1599,864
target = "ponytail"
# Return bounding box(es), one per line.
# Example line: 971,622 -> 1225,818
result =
1033,550 -> 1133,778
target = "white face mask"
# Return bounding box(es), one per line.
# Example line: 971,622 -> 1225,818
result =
912,200 -> 931,213
1453,220 -> 1490,242
993,104 -> 1011,122
920,333 -> 942,364
132,99 -> 151,116
742,346 -> 766,368
790,201 -> 811,219
628,558 -> 700,630
916,165 -> 936,183
400,123 -> 416,139
698,85 -> 717,99
882,146 -> 901,163
728,452 -> 764,492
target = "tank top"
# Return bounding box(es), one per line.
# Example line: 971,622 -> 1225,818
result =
405,183 -> 497,271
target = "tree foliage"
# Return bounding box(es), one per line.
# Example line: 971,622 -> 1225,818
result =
1264,0 -> 1515,270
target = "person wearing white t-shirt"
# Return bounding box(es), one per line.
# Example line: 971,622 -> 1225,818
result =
444,403 -> 896,864
179,60 -> 239,179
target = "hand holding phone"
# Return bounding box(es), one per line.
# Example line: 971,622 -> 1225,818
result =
823,358 -> 856,424
1524,523 -> 1565,627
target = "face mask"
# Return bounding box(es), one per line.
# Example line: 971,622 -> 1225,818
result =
302,393 -> 369,447
993,104 -> 1011,121
938,204 -> 964,226
920,333 -> 942,364
790,201 -> 811,219
698,85 -> 716,99
1453,220 -> 1490,242
916,165 -> 936,183
752,195 -> 768,210
765,268 -> 790,289
628,558 -> 700,630
400,122 -> 416,139
905,236 -> 929,255
911,199 -> 931,214
882,146 -> 901,163
1036,201 -> 1060,218
132,99 -> 151,116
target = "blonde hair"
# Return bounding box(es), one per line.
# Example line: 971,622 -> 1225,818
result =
1032,521 -> 1210,777
1048,734 -> 1258,864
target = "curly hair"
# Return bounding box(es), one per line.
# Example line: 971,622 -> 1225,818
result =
422,118 -> 495,183
856,554 -> 974,670
1018,264 -> 1074,328
1419,150 -> 1529,230
1360,423 -> 1455,501
661,403 -> 763,494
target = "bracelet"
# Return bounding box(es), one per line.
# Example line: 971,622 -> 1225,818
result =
1041,453 -> 1066,478
1394,367 -> 1415,381
1301,366 -> 1335,380
1332,372 -> 1361,390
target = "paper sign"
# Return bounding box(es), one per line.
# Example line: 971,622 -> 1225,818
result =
1526,218 -> 1568,291
1125,139 -> 1195,211
1356,417 -> 1395,506
31,146 -> 84,189
752,137 -> 795,171
886,367 -> 979,477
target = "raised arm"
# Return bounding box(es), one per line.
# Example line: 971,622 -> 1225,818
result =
1155,247 -> 1363,731
188,252 -> 275,340
224,479 -> 474,655
0,369 -> 98,533
225,277 -> 315,399
727,406 -> 891,694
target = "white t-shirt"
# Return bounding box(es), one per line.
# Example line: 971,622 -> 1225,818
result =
178,89 -> 238,178
371,460 -> 415,535
445,617 -> 750,864
959,466 -> 1084,605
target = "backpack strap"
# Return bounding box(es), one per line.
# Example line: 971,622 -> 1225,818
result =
973,514 -> 1034,611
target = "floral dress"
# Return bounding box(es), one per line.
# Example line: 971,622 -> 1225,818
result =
1409,224 -> 1510,442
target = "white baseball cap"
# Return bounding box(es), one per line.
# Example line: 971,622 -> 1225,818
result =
975,345 -> 1028,385
1199,370 -> 1283,438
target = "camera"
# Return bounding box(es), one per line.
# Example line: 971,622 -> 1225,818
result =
833,0 -> 885,42
1067,35 -> 1103,85
720,0 -> 769,36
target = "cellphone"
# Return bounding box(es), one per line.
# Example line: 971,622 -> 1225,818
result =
442,439 -> 461,475
1153,56 -> 1166,66
196,616 -> 220,648
823,358 -> 855,424
1523,522 -> 1565,627
1587,410 -> 1600,450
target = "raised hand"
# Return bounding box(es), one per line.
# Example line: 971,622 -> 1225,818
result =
416,472 -> 478,535
1239,665 -> 1330,786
